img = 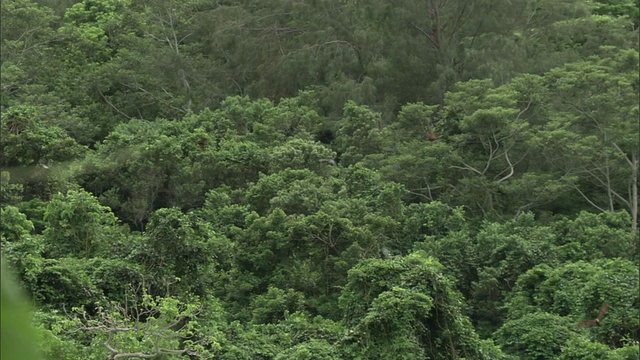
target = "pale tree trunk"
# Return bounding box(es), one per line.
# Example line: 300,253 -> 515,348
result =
630,151 -> 638,234
612,143 -> 638,234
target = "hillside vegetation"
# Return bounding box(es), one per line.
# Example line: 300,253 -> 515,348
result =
1,0 -> 639,359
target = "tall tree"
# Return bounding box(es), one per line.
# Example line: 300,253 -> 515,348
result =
532,49 -> 639,232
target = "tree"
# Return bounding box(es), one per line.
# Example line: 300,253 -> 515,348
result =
249,286 -> 305,324
531,49 -> 639,233
441,78 -> 532,217
132,207 -> 217,296
246,169 -> 339,215
504,259 -> 639,347
0,0 -> 59,102
553,211 -> 637,262
364,102 -> 457,202
0,206 -> 34,243
334,101 -> 383,165
470,213 -> 559,334
83,117 -> 205,228
0,171 -> 24,207
73,294 -> 216,359
494,312 -> 579,360
43,189 -> 118,258
0,104 -> 87,169
340,251 -> 497,359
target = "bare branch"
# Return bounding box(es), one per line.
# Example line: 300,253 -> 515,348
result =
573,184 -> 607,212
516,98 -> 533,120
97,88 -> 132,119
450,163 -> 483,176
249,27 -> 304,35
612,142 -> 636,168
407,20 -> 439,49
112,352 -> 156,359
579,166 -> 631,207
408,190 -> 432,201
495,148 -> 515,184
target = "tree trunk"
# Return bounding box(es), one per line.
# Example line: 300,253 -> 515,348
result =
631,151 -> 638,234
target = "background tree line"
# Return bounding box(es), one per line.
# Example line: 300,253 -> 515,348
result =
1,0 -> 638,359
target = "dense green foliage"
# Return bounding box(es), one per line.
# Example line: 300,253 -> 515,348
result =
1,0 -> 638,359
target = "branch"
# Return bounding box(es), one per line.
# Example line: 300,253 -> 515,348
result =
482,135 -> 496,174
450,163 -> 483,176
166,8 -> 180,55
97,88 -> 132,119
609,187 -> 631,208
516,97 -> 533,120
249,27 -> 304,35
113,353 -> 156,359
495,148 -> 514,184
580,166 -> 630,207
14,26 -> 42,43
526,4 -> 537,26
449,0 -> 471,38
566,102 -> 604,130
573,184 -> 607,212
407,20 -> 439,49
408,190 -> 432,201
80,325 -> 134,333
104,332 -> 157,359
612,142 -> 636,168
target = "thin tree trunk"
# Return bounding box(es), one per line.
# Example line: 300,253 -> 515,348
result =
631,151 -> 638,234
431,3 -> 442,51
605,156 -> 615,211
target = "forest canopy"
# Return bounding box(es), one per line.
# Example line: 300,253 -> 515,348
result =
1,0 -> 639,359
